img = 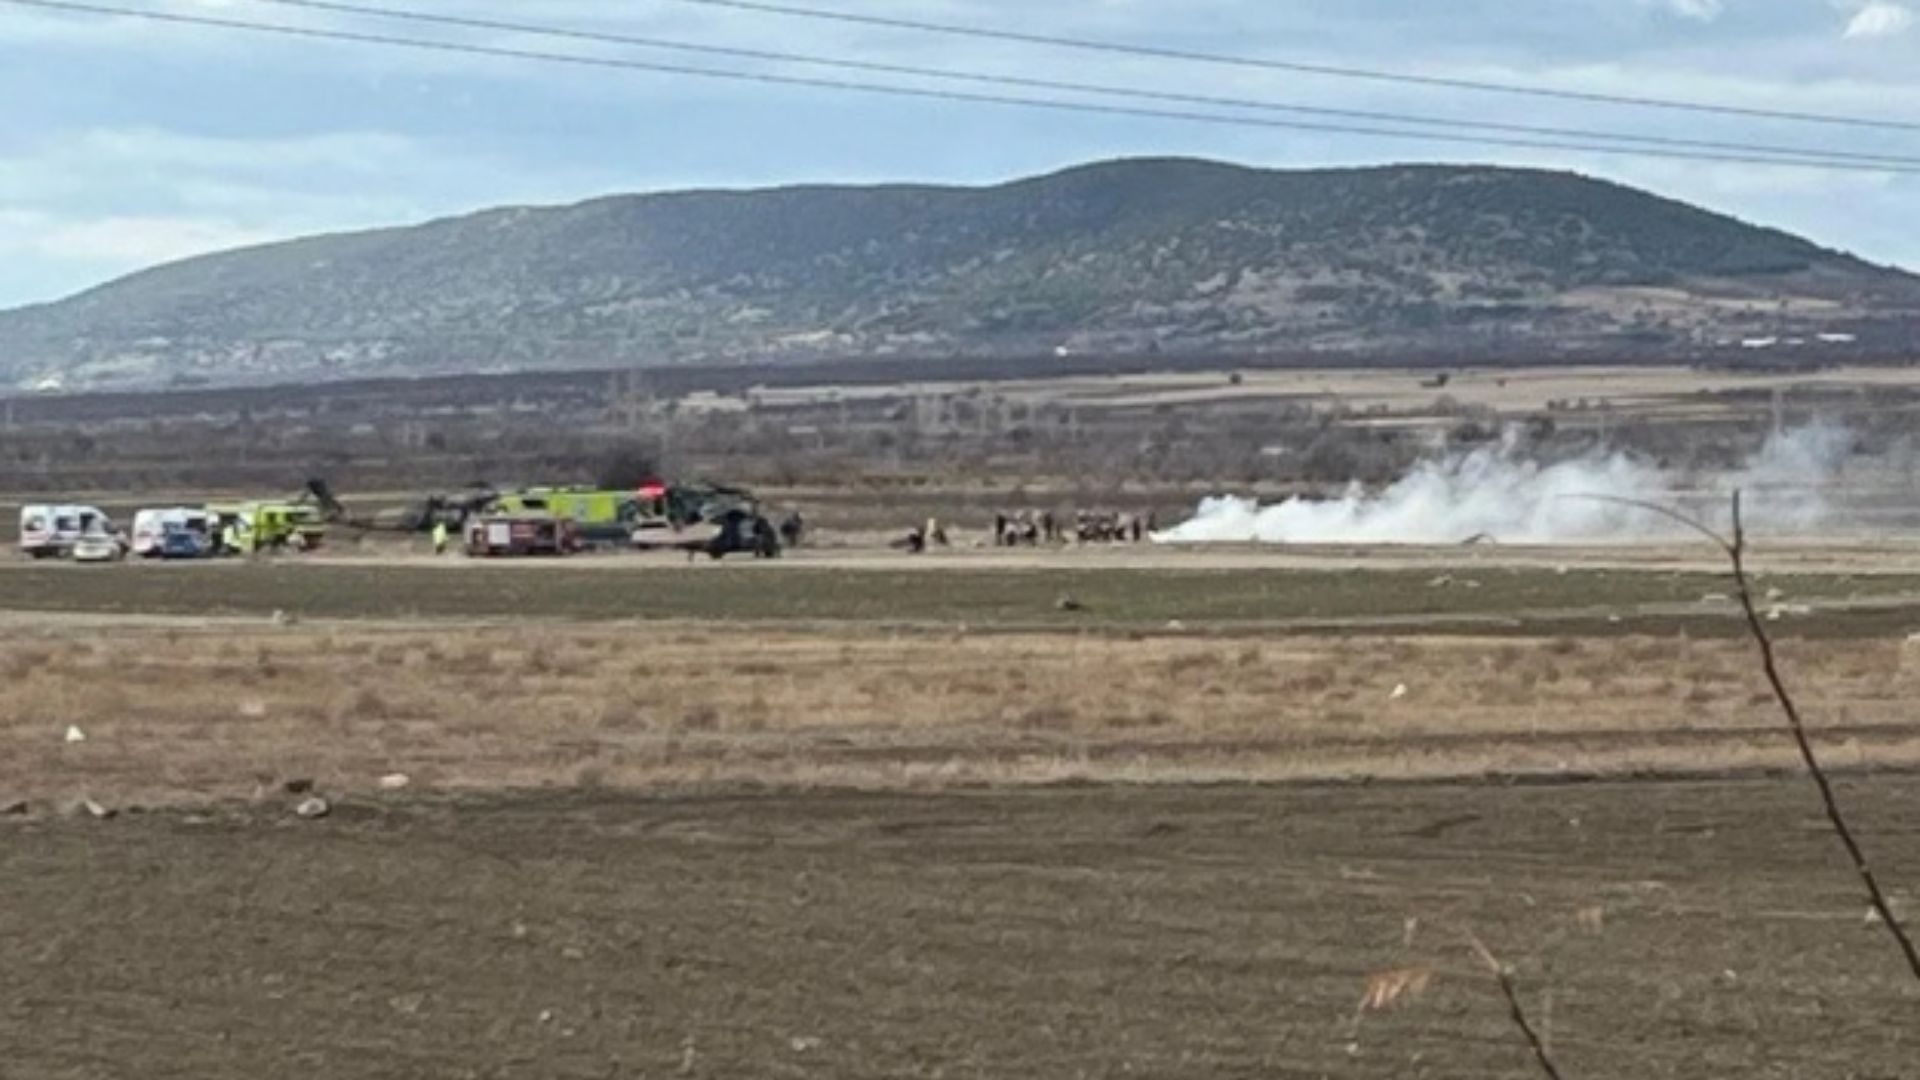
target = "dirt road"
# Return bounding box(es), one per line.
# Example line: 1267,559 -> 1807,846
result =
3,779 -> 1915,1079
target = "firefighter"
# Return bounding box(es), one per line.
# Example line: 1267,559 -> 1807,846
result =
431,519 -> 449,556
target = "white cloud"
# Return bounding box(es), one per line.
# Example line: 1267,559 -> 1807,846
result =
1844,1 -> 1914,37
0,129 -> 437,227
1647,0 -> 1727,21
0,126 -> 626,305
0,132 -> 402,299
71,128 -> 417,176
21,214 -> 280,265
0,206 -> 280,279
1673,0 -> 1727,20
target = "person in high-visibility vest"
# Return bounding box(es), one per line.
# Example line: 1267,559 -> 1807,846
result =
431,520 -> 449,556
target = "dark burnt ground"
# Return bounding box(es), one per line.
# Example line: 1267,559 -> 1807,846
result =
4,778 -> 1917,1078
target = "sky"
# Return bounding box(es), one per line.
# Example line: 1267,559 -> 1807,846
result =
0,0 -> 1915,309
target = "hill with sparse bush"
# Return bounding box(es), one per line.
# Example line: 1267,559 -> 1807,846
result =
3,157 -> 1914,389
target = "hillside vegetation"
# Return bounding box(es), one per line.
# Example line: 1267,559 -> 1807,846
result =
2,157 -> 1914,388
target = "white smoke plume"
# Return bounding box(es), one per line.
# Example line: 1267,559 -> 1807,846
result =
1155,425 -> 1854,546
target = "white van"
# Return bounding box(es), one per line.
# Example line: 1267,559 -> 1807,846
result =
131,507 -> 211,557
18,504 -> 112,559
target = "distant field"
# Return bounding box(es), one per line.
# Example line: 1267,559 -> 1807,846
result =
761,362 -> 1920,417
4,559 -> 1920,636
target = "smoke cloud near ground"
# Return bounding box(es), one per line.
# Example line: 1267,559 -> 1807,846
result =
1155,425 -> 1856,545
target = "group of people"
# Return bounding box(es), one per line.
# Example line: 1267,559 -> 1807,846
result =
991,509 -> 1157,547
886,506 -> 1175,555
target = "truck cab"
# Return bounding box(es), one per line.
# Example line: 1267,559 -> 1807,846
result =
210,502 -> 327,554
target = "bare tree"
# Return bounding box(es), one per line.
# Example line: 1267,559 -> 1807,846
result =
1467,933 -> 1567,1080
1594,490 -> 1920,982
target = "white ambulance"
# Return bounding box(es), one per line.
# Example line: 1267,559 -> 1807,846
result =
18,504 -> 113,559
130,507 -> 212,558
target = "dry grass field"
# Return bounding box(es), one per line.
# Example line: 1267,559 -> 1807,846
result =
8,617 -> 1920,808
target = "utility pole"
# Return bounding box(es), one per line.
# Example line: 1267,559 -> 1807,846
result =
605,369 -> 656,431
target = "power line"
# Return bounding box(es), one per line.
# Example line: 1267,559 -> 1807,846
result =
10,0 -> 1920,175
231,0 -> 1920,169
660,0 -> 1920,134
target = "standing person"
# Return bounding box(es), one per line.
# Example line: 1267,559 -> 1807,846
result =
431,519 -> 449,556
1016,510 -> 1038,546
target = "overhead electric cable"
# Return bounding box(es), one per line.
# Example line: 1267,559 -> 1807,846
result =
656,0 -> 1920,133
8,0 -> 1919,174
228,0 -> 1920,168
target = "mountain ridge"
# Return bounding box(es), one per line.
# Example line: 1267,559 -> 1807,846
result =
4,157 -> 1914,390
